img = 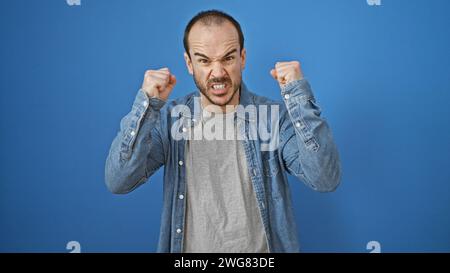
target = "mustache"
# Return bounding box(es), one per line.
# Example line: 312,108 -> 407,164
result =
207,77 -> 232,86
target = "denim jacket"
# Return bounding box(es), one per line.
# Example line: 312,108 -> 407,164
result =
105,79 -> 341,253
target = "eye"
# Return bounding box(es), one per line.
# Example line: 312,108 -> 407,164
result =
198,59 -> 209,64
225,56 -> 235,61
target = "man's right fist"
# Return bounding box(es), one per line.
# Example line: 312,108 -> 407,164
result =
141,68 -> 176,101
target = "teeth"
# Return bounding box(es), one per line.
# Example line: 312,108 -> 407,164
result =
212,84 -> 225,89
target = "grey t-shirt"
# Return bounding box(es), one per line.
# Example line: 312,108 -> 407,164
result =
183,108 -> 269,253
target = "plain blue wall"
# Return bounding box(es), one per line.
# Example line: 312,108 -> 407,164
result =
1,0 -> 449,252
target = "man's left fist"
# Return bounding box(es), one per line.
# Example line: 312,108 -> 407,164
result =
270,61 -> 304,87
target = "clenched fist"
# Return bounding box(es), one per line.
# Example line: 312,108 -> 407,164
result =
141,68 -> 177,101
270,61 -> 304,87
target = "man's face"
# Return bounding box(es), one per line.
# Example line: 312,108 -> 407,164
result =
184,21 -> 246,107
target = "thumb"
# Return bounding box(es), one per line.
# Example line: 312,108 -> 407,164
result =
169,74 -> 176,84
167,74 -> 177,89
270,69 -> 278,80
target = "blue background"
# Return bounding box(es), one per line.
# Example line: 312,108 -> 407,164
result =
1,0 -> 449,252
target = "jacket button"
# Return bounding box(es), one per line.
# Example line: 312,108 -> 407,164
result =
284,94 -> 290,100
178,161 -> 183,166
179,194 -> 184,200
176,228 -> 182,234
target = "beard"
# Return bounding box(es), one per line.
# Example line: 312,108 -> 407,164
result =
193,72 -> 241,107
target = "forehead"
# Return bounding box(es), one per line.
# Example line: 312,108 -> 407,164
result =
188,20 -> 240,56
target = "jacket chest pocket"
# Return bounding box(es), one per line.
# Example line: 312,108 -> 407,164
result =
261,152 -> 285,201
263,154 -> 280,177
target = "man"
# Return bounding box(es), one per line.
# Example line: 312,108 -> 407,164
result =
105,10 -> 341,253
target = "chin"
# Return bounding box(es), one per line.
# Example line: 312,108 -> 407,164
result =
206,89 -> 232,105
208,96 -> 230,106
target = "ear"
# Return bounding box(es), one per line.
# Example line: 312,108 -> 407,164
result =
240,48 -> 246,71
184,52 -> 194,75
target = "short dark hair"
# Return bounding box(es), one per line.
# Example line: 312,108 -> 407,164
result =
183,10 -> 245,57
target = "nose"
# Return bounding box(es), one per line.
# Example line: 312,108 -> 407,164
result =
210,61 -> 226,79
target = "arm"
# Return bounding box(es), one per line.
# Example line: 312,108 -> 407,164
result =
104,68 -> 176,194
272,61 -> 341,192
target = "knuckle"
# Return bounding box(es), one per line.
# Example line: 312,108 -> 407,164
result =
146,70 -> 156,77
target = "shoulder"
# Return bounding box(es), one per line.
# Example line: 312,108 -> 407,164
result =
243,87 -> 287,113
159,91 -> 197,115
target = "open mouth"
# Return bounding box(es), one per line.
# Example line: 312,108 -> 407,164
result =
209,83 -> 229,96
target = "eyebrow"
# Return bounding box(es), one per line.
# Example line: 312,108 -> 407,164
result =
193,48 -> 238,60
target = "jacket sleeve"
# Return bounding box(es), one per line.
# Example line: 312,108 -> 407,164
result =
279,79 -> 341,192
105,89 -> 167,194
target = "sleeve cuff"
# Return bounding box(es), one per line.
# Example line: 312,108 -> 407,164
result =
133,89 -> 166,112
280,78 -> 314,100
